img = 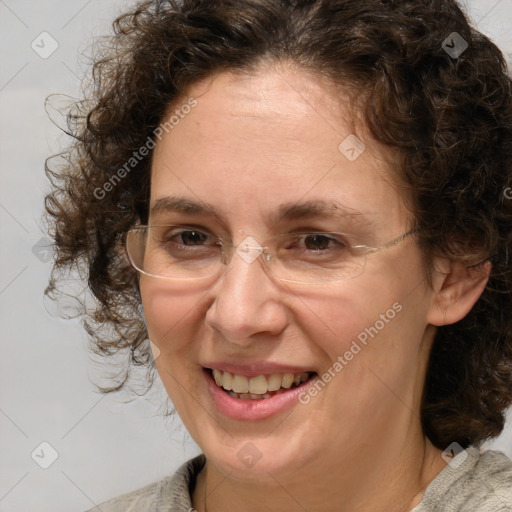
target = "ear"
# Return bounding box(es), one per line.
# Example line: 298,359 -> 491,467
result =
427,259 -> 491,327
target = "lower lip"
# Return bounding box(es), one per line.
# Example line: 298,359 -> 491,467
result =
203,369 -> 316,421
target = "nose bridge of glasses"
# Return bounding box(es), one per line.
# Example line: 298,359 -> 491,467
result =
228,235 -> 268,265
213,235 -> 276,287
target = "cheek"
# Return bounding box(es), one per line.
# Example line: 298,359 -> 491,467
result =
139,278 -> 205,356
302,259 -> 429,381
139,279 -> 208,415
299,284 -> 428,425
300,282 -> 404,361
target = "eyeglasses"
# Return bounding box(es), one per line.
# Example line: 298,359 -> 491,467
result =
125,225 -> 417,285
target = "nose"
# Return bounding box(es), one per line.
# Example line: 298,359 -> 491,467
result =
204,241 -> 288,345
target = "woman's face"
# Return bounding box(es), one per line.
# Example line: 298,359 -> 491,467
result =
140,64 -> 436,480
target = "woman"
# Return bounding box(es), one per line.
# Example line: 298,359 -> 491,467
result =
45,0 -> 512,510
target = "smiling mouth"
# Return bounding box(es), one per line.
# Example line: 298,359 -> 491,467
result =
207,368 -> 317,400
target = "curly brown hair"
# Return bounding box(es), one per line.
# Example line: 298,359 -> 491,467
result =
45,0 -> 512,450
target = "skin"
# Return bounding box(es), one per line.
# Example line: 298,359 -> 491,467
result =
139,62 -> 490,512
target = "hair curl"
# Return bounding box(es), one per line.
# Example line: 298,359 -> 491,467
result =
45,0 -> 512,450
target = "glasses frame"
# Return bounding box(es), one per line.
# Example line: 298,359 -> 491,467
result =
125,224 -> 418,285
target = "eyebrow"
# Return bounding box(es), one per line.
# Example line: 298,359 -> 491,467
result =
150,196 -> 372,227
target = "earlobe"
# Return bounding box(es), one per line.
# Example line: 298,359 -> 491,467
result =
427,259 -> 491,327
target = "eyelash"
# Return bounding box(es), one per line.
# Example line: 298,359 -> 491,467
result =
161,227 -> 347,252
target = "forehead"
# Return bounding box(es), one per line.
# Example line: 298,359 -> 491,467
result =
149,64 -> 410,233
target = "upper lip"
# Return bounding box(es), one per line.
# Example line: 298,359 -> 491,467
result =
202,361 -> 315,377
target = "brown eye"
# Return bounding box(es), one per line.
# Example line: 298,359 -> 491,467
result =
177,230 -> 209,246
303,234 -> 333,251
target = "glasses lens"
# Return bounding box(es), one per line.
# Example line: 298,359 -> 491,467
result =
126,226 -> 221,280
268,242 -> 367,284
126,227 -> 369,284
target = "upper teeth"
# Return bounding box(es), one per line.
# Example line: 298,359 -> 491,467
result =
212,369 -> 311,395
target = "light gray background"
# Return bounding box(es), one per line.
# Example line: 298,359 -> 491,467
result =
0,1 -> 511,511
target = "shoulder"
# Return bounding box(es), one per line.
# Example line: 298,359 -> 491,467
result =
82,479 -> 160,512
82,454 -> 206,512
415,446 -> 512,512
470,449 -> 512,510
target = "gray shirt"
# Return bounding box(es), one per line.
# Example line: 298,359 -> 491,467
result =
85,446 -> 512,511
